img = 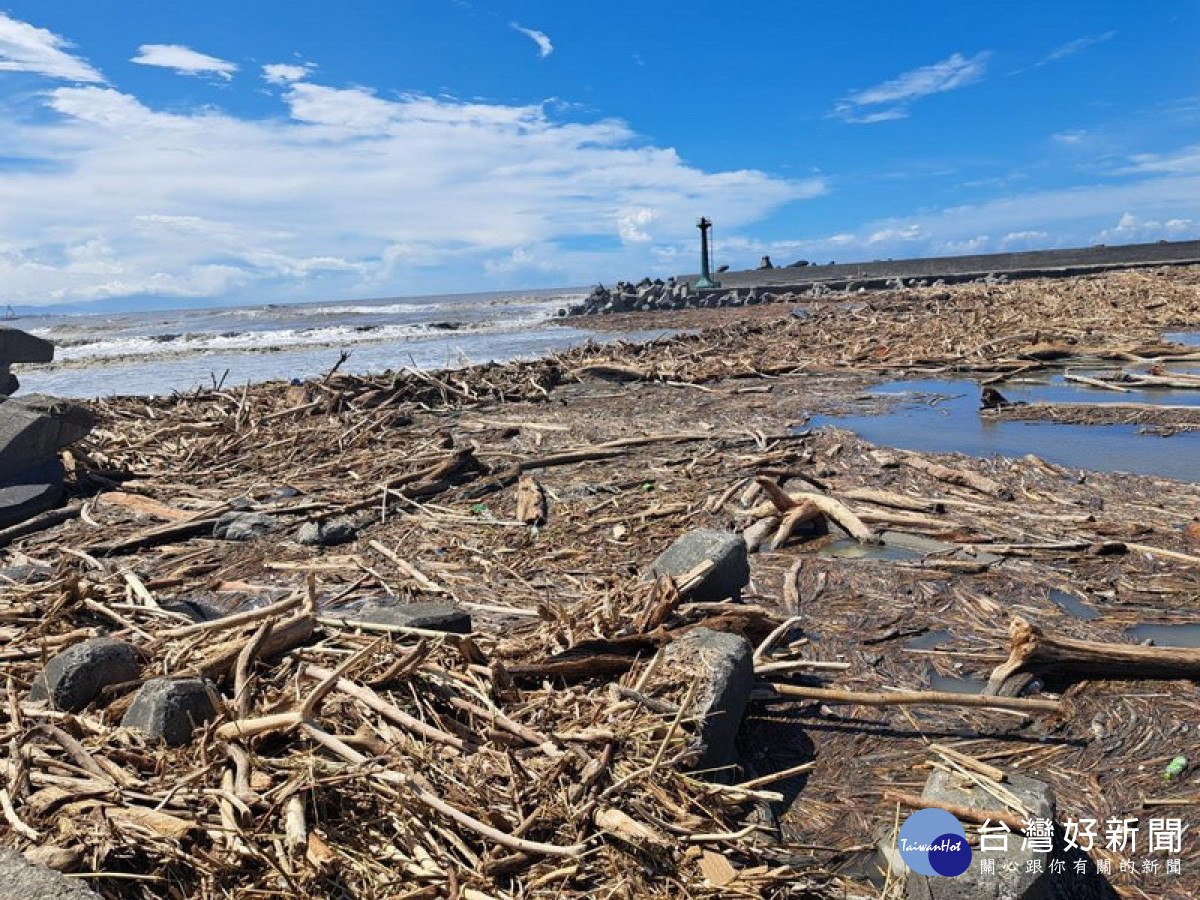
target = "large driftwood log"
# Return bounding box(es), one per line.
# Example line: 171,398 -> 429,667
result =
985,615 -> 1200,695
755,477 -> 879,544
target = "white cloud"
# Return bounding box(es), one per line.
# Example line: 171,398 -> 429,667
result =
702,161 -> 1200,266
1052,130 -> 1087,145
832,52 -> 989,123
0,12 -> 103,82
511,23 -> 553,59
938,235 -> 991,254
262,62 -> 314,84
1094,212 -> 1198,244
866,225 -> 925,245
131,44 -> 238,80
0,76 -> 822,305
999,230 -> 1050,248
617,208 -> 656,243
1037,31 -> 1116,66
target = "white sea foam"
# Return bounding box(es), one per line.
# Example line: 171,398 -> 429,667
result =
50,309 -> 557,362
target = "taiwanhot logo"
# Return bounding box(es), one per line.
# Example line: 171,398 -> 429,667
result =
897,808 -> 972,877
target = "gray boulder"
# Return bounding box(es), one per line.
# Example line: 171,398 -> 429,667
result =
29,637 -> 139,711
0,394 -> 94,474
648,530 -> 750,602
213,511 -> 279,541
121,678 -> 219,746
657,627 -> 753,776
355,599 -> 472,633
0,849 -> 99,899
298,518 -> 358,547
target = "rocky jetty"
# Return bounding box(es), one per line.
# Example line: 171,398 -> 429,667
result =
559,273 -> 1013,316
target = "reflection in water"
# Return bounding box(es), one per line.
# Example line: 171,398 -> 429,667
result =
810,379 -> 1200,482
1049,589 -> 1101,621
1127,623 -> 1200,648
906,629 -> 954,650
926,666 -> 988,694
818,538 -> 923,561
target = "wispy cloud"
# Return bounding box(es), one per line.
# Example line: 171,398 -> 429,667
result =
831,52 -> 989,123
1037,31 -> 1116,66
0,12 -> 103,82
1052,130 -> 1088,145
511,23 -> 553,59
1121,144 -> 1200,175
132,44 -> 238,80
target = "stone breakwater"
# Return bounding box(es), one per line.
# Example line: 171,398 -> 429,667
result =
559,273 -> 1012,316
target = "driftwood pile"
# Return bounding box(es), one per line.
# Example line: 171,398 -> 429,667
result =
1,569 -> 861,898
3,265 -> 1200,898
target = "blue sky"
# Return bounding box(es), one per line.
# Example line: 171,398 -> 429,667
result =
0,1 -> 1198,309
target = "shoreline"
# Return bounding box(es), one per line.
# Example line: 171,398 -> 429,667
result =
5,265 -> 1200,898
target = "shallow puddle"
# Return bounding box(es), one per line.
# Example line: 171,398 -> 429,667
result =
1049,589 -> 1101,621
1165,332 -> 1200,348
926,667 -> 988,694
1126,623 -> 1200,648
905,629 -> 954,650
810,379 -> 1200,481
818,538 -> 924,561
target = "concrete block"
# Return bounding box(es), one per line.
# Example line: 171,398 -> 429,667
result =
648,530 -> 750,602
0,328 -> 54,364
29,637 -> 139,711
907,769 -> 1054,900
121,678 -> 218,746
0,394 -> 94,474
658,627 -> 753,776
0,457 -> 64,529
355,599 -> 472,633
0,849 -> 99,899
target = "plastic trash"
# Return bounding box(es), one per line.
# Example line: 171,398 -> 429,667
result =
1163,755 -> 1188,781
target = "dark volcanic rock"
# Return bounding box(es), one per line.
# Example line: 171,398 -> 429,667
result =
213,511 -> 279,541
121,678 -> 219,746
355,599 -> 472,633
297,518 -> 358,546
29,637 -> 139,711
0,327 -> 55,364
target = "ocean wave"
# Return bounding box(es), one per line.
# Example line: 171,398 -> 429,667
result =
47,311 -> 556,362
234,301 -> 437,318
